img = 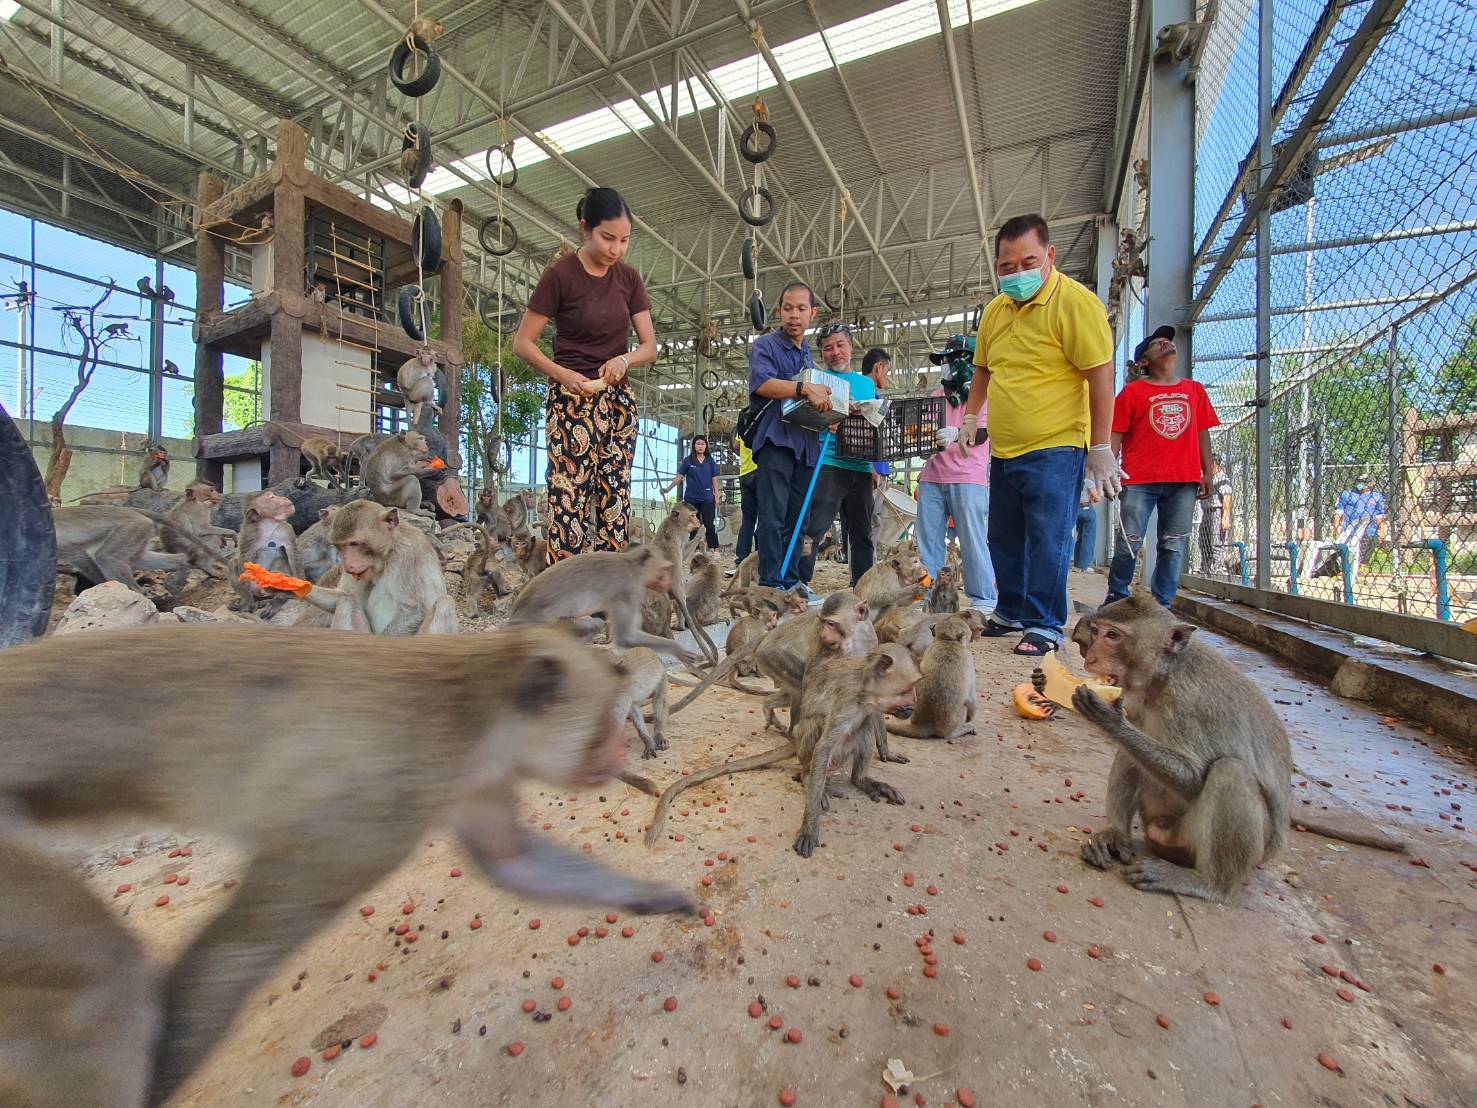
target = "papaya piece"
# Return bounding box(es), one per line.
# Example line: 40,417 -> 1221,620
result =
238,562 -> 312,598
1012,683 -> 1055,720
1039,652 -> 1122,710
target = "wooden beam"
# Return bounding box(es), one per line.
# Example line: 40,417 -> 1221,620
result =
438,199 -> 464,456
193,170 -> 226,486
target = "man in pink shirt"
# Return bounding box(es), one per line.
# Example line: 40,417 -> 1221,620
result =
916,368 -> 995,611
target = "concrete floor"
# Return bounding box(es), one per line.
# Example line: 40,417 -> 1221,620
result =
88,570 -> 1476,1108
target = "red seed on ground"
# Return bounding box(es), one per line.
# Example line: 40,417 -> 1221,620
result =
886,986 -> 901,1000
1087,946 -> 1102,959
621,927 -> 634,938
551,977 -> 565,989
1432,963 -> 1446,974
360,905 -> 375,917
607,913 -> 618,923
1043,930 -> 1057,943
933,1023 -> 951,1037
925,885 -> 939,896
749,1002 -> 764,1018
404,932 -> 417,943
769,1015 -> 784,1030
321,1044 -> 341,1061
651,951 -> 665,963
163,874 -> 177,884
154,895 -> 169,907
922,964 -> 938,978
953,933 -> 966,945
595,927 -> 609,938
662,996 -> 678,1012
911,823 -> 921,832
1316,1051 -> 1340,1072
449,868 -> 461,877
290,1056 -> 311,1077
883,1098 -> 900,1108
176,876 -> 190,886
1088,896 -> 1104,907
117,857 -> 133,866
566,936 -> 579,946
528,919 -> 541,930
507,1042 -> 525,1057
786,975 -> 801,988
1056,884 -> 1069,894
402,902 -> 415,914
521,999 -> 536,1013
778,1090 -> 796,1107
557,997 -> 572,1012
116,884 -> 131,894
469,919 -> 482,930
577,926 -> 589,937
893,843 -> 904,851
1156,1013 -> 1170,1029
957,1089 -> 977,1108
849,975 -> 864,987
1281,1017 -> 1293,1029
1203,992 -> 1221,1006
1336,988 -> 1354,1002
785,1027 -> 802,1043
1311,933 -> 1326,944
1027,958 -> 1042,971
395,923 -> 410,936
1320,965 -> 1339,977
359,1033 -> 377,1048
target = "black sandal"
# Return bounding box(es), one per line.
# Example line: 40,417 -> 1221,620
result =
1013,632 -> 1056,657
981,619 -> 1020,638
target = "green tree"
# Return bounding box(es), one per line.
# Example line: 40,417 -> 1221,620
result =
223,362 -> 262,430
459,313 -> 547,483
1430,311 -> 1477,416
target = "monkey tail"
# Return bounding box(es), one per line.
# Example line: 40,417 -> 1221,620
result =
1291,816 -> 1406,854
131,508 -> 233,576
643,745 -> 794,847
726,674 -> 770,695
618,769 -> 662,797
668,655 -> 745,714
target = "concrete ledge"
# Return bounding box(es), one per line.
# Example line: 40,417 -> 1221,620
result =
1174,589 -> 1477,750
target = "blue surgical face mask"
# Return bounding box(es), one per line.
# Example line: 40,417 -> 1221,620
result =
1000,267 -> 1044,302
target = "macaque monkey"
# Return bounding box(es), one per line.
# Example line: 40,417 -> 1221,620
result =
628,514 -> 652,546
299,436 -> 346,489
646,643 -> 920,855
1064,593 -> 1404,903
670,590 -> 863,722
506,545 -> 699,664
885,614 -> 976,741
397,348 -> 441,429
925,563 -> 961,614
366,429 -> 434,514
407,15 -> 445,40
686,552 -> 724,628
874,605 -> 923,644
309,282 -> 328,338
640,588 -> 674,639
1153,19 -> 1205,65
137,438 -> 170,491
0,623 -> 696,1108
269,500 -> 456,634
161,480 -> 236,591
610,646 -> 671,759
722,551 -> 758,595
511,526 -> 549,579
234,490 -> 301,607
459,525 -> 513,616
655,505 -> 720,663
346,432 -> 393,486
294,506 -> 341,584
856,548 -> 926,611
726,584 -> 804,621
474,487 -> 497,528
52,505 -> 229,595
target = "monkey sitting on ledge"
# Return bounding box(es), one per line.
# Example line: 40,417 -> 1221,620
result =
1046,591 -> 1404,904
0,624 -> 695,1108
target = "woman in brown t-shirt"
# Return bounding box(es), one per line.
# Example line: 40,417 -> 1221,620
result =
514,187 -> 656,562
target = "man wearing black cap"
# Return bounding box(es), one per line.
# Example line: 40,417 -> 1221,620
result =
1103,325 -> 1220,607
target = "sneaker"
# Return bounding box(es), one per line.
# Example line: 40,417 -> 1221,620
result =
789,582 -> 810,601
724,568 -> 736,578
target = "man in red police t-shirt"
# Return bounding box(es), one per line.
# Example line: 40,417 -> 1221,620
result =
1103,325 -> 1219,607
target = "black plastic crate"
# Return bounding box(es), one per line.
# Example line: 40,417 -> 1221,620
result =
834,395 -> 944,462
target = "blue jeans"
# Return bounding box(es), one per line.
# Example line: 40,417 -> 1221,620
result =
917,481 -> 997,610
1073,504 -> 1097,570
755,441 -> 814,589
1105,482 -> 1198,607
987,446 -> 1084,647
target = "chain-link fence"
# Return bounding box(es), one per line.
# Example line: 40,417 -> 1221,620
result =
1189,0 -> 1477,627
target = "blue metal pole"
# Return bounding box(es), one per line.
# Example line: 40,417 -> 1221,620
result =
779,429 -> 831,579
1284,542 -> 1299,594
1334,543 -> 1353,604
1423,538 -> 1451,621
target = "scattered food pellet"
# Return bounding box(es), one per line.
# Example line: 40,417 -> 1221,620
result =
885,986 -> 900,1000
521,1000 -> 536,1013
622,927 -> 635,938
1336,988 -> 1354,1002
528,919 -> 541,930
115,884 -> 131,894
551,977 -> 565,989
359,1033 -> 377,1048
290,1056 -> 311,1078
1056,885 -> 1069,894
1316,1051 -> 1340,1072
1281,1017 -> 1293,1029
557,997 -> 573,1012
1087,946 -> 1102,960
785,1027 -> 802,1043
507,1042 -> 525,1057
651,951 -> 665,963
1088,896 -> 1104,908
449,868 -> 461,877
1432,964 -> 1446,975
1027,958 -> 1042,972
768,1015 -> 784,1030
1203,992 -> 1221,1006
933,1023 -> 951,1037
321,1044 -> 341,1061
154,895 -> 169,907
470,919 -> 482,931
1311,934 -> 1326,944
957,1089 -> 977,1108
849,975 -> 864,988
778,1090 -> 797,1107
749,1002 -> 764,1018
662,995 -> 679,1012
786,975 -> 801,988
1043,931 -> 1057,943
359,906 -> 375,917
953,934 -> 966,945
1156,1014 -> 1170,1029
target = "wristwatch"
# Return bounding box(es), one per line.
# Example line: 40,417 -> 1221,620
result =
794,379 -> 804,399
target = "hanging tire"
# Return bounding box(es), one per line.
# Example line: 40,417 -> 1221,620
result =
402,121 -> 432,189
749,288 -> 767,331
398,285 -> 427,342
389,35 -> 441,97
737,185 -> 775,228
485,142 -> 518,190
741,237 -> 756,280
478,290 -> 518,328
740,121 -> 777,164
411,207 -> 442,273
478,215 -> 518,257
700,369 -> 719,391
822,282 -> 844,311
0,401 -> 55,647
702,404 -> 715,426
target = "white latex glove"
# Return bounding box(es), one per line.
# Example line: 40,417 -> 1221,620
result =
957,412 -> 979,457
1083,444 -> 1125,502
934,426 -> 959,451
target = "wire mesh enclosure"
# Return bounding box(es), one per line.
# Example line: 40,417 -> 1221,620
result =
1187,0 -> 1477,629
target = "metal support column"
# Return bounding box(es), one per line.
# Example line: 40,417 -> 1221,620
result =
1145,0 -> 1196,368
146,256 -> 165,442
1253,0 -> 1273,588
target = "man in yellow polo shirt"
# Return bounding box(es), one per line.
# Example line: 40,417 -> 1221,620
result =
732,431 -> 760,570
958,214 -> 1118,655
